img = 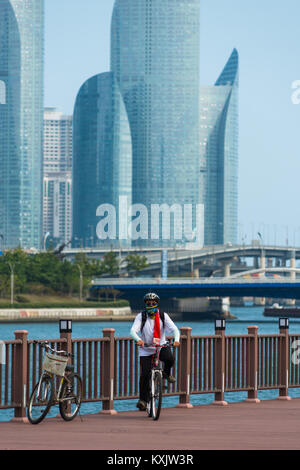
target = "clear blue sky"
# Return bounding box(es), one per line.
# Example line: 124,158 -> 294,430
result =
45,0 -> 300,246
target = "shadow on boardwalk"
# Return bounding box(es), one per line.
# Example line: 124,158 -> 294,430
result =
1,399 -> 300,450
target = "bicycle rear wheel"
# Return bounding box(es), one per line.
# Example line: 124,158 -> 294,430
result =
59,372 -> 82,421
150,371 -> 162,421
27,374 -> 55,425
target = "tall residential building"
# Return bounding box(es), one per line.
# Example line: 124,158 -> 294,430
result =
72,72 -> 132,247
110,0 -> 201,247
43,108 -> 72,246
0,0 -> 44,249
200,49 -> 239,245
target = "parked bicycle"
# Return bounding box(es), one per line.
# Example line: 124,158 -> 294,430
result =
27,341 -> 82,425
143,341 -> 172,421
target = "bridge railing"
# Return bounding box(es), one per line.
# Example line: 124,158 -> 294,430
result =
0,322 -> 298,420
92,277 -> 300,285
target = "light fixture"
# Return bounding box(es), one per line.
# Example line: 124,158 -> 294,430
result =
59,319 -> 72,333
279,317 -> 289,329
215,319 -> 226,331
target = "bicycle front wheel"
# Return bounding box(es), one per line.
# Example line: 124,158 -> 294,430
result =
59,372 -> 82,421
150,371 -> 162,421
27,374 -> 55,425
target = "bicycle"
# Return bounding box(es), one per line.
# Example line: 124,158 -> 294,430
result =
143,341 -> 171,421
27,341 -> 82,425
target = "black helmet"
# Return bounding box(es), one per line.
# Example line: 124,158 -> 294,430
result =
144,292 -> 160,303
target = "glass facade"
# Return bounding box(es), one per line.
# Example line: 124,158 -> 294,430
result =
111,0 -> 200,247
0,0 -> 44,249
200,49 -> 239,245
0,0 -> 21,248
72,72 -> 132,247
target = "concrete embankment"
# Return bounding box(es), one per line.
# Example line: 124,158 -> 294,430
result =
0,306 -> 134,323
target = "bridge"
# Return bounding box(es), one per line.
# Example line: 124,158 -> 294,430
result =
91,277 -> 300,300
62,244 -> 300,277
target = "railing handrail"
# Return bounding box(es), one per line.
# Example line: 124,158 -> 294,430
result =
92,277 -> 300,285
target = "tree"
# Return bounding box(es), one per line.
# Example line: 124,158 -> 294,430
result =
1,249 -> 29,301
125,253 -> 148,276
101,251 -> 119,276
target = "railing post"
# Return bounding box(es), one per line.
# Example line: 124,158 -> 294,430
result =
245,326 -> 260,403
277,318 -> 291,401
100,328 -> 117,415
212,320 -> 228,406
59,320 -> 73,357
11,330 -> 29,422
176,327 -> 193,408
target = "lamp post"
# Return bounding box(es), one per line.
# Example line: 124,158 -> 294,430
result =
75,264 -> 83,302
257,231 -> 265,272
7,261 -> 15,305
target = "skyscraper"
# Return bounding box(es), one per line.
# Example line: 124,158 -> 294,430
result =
111,0 -> 200,247
0,0 -> 44,249
43,108 -> 72,246
72,72 -> 132,247
200,49 -> 239,245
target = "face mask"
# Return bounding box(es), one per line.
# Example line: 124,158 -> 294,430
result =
145,304 -> 158,317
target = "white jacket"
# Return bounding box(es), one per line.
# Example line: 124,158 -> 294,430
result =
130,311 -> 180,357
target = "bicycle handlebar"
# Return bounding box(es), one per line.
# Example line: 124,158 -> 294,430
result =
143,341 -> 171,348
33,340 -> 74,358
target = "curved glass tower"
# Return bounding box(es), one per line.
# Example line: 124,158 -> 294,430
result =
72,72 -> 132,247
111,0 -> 200,247
0,0 -> 44,249
200,49 -> 239,245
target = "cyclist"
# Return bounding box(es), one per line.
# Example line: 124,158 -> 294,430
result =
130,292 -> 180,411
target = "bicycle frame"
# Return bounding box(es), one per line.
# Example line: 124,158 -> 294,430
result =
35,342 -> 72,403
28,341 -> 82,425
146,341 -> 170,368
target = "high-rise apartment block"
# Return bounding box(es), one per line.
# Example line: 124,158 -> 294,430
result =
0,0 -> 44,249
200,49 -> 239,245
73,73 -> 132,247
73,0 -> 202,248
72,1 -> 238,249
43,108 -> 72,246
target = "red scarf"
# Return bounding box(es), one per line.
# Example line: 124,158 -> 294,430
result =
153,308 -> 161,345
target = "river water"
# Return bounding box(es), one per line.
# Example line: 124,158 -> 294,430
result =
1,305 -> 300,421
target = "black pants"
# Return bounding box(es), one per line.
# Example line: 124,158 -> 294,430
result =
139,346 -> 174,402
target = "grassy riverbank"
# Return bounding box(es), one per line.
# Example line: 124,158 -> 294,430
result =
0,294 -> 129,309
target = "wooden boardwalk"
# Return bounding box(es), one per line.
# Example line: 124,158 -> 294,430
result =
1,399 -> 300,450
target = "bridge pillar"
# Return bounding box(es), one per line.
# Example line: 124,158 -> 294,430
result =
290,256 -> 296,280
222,262 -> 231,278
260,254 -> 266,275
287,255 -> 296,305
193,268 -> 199,279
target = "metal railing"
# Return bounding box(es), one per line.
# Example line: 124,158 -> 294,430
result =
0,322 -> 297,420
92,277 -> 300,285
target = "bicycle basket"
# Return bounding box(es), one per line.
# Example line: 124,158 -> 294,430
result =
43,352 -> 69,376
